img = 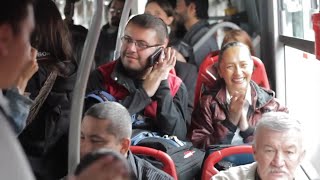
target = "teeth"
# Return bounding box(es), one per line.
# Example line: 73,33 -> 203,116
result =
232,78 -> 244,83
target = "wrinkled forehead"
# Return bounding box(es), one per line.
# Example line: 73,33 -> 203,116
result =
256,128 -> 304,149
124,23 -> 158,43
220,45 -> 252,63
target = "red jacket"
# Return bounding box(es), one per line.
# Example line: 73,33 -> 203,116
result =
189,81 -> 288,149
87,60 -> 189,139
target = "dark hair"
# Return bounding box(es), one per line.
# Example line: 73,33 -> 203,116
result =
74,148 -> 129,176
184,0 -> 209,19
127,14 -> 168,44
0,0 -> 34,34
222,29 -> 255,55
147,0 -> 175,17
31,0 -> 73,62
108,0 -> 126,9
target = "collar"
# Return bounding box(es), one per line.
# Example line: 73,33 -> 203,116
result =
226,85 -> 252,105
110,60 -> 139,93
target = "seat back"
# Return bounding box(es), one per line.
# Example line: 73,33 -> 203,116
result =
201,145 -> 254,180
194,53 -> 270,107
130,146 -> 178,180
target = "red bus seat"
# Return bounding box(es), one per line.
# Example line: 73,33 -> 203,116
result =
194,53 -> 270,107
130,146 -> 178,180
201,145 -> 254,180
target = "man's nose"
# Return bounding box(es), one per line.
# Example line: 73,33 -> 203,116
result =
271,152 -> 285,167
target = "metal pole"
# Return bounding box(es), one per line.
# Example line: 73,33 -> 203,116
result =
113,0 -> 135,60
68,0 -> 103,174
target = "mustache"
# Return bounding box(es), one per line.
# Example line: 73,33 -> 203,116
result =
123,51 -> 138,59
269,169 -> 286,174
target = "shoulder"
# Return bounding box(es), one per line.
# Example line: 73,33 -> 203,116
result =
131,154 -> 174,180
211,162 -> 257,180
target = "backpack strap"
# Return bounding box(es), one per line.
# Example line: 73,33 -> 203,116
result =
26,70 -> 58,125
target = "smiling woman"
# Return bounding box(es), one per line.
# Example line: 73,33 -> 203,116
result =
188,41 -> 288,149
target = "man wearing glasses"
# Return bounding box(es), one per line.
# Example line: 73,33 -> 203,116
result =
95,0 -> 126,66
87,14 -> 189,140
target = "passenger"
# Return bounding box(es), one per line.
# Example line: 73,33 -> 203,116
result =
5,50 -> 38,134
222,29 -> 255,55
18,0 -> 77,179
211,112 -> 306,180
0,0 -> 37,179
80,102 -> 174,180
73,149 -> 131,180
145,0 -> 198,120
189,42 -> 287,149
175,0 -> 219,67
95,0 -> 126,66
87,14 -> 189,140
64,0 -> 88,66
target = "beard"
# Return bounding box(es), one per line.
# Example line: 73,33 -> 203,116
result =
110,16 -> 121,27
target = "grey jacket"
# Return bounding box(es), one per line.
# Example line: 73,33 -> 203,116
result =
182,20 -> 218,67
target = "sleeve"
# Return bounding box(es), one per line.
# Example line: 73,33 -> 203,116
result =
189,95 -> 237,149
240,96 -> 289,143
5,88 -> 33,135
86,69 -> 106,94
153,80 -> 189,140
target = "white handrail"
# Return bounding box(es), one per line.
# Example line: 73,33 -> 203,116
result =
68,0 -> 104,174
113,0 -> 136,60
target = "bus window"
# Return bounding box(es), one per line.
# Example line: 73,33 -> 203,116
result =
279,0 -> 318,41
284,46 -> 320,175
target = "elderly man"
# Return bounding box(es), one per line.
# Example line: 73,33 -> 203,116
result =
211,112 -> 306,180
87,14 -> 189,140
80,102 -> 174,180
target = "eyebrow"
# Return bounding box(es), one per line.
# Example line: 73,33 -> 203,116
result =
124,35 -> 148,44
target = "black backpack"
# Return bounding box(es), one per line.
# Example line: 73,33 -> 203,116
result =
133,133 -> 205,180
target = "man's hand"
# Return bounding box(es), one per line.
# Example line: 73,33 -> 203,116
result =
143,47 -> 176,97
14,47 -> 38,95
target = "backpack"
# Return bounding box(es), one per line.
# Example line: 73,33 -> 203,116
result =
132,131 -> 205,180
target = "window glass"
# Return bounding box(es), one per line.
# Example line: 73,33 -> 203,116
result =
279,0 -> 318,41
284,46 -> 320,173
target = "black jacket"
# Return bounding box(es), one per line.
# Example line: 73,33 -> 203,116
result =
127,151 -> 174,180
87,60 -> 189,140
18,61 -> 77,180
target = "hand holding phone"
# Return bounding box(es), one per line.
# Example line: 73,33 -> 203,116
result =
148,47 -> 163,67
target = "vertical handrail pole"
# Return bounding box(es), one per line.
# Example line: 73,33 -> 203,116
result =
113,0 -> 135,59
68,0 -> 104,174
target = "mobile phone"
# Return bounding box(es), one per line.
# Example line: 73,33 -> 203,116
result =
148,47 -> 163,66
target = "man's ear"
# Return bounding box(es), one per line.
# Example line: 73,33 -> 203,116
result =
252,145 -> 257,161
0,24 -> 13,56
299,149 -> 306,163
163,38 -> 169,48
187,2 -> 196,17
119,138 -> 130,156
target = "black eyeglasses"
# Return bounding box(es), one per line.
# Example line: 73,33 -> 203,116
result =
120,35 -> 163,50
